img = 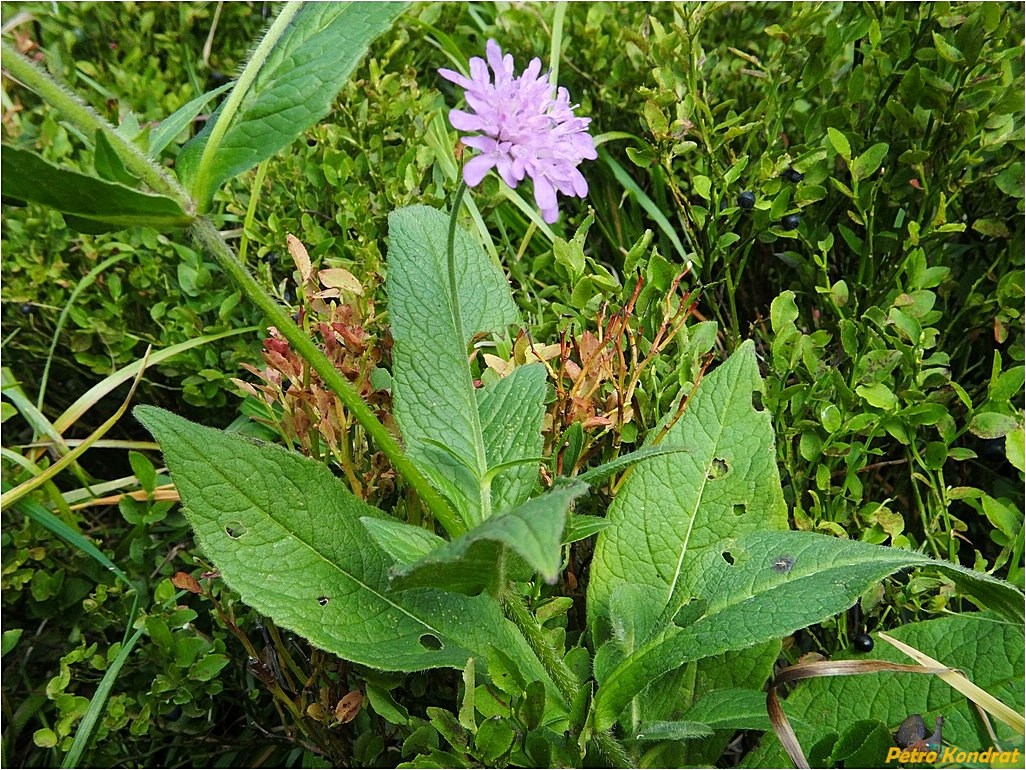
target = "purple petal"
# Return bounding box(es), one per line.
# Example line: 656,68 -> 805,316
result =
469,56 -> 490,85
485,40 -> 507,77
495,154 -> 520,188
522,57 -> 543,83
568,167 -> 589,197
438,68 -> 471,88
449,109 -> 485,132
463,135 -> 499,153
533,176 -> 558,216
463,154 -> 496,187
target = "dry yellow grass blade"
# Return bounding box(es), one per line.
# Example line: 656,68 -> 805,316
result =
68,484 -> 180,511
878,631 -> 1025,734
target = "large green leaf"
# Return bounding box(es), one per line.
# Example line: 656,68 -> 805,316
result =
388,482 -> 586,595
388,205 -> 544,526
585,341 -> 788,737
591,530 -> 1025,731
1,145 -> 192,230
587,341 -> 789,638
134,407 -> 554,689
479,363 -> 548,515
177,2 -> 407,208
745,613 -> 1024,767
636,643 -> 782,767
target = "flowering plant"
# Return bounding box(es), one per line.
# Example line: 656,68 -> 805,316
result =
6,4 -> 1022,768
440,39 -> 596,223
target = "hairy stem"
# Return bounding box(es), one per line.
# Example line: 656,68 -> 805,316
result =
445,180 -> 491,524
1,42 -> 192,210
594,728 -> 633,769
501,589 -> 632,767
446,180 -> 470,348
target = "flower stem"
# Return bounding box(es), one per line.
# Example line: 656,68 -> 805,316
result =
191,219 -> 464,536
594,728 -> 633,769
446,180 -> 469,346
499,588 -> 632,767
445,180 -> 492,524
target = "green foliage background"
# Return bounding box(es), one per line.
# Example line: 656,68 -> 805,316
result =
2,1 -> 1022,767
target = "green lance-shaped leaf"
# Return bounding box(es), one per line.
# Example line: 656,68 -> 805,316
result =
387,481 -> 587,596
177,2 -> 408,209
587,341 -> 789,637
360,518 -> 446,566
388,205 -> 545,525
147,81 -> 234,159
586,341 -> 789,737
591,530 -> 1024,731
1,145 -> 192,231
749,613 -> 1024,767
478,363 -> 548,515
134,406 -> 556,687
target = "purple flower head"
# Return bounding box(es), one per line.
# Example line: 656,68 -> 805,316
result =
439,39 -> 597,224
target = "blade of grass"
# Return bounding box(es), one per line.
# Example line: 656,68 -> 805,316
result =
69,485 -> 179,511
549,2 -> 567,87
2,348 -> 151,510
7,484 -> 134,590
37,252 -> 132,412
0,446 -> 44,475
496,184 -> 558,242
464,194 -> 501,267
407,16 -> 472,72
60,625 -> 144,769
2,367 -> 73,458
52,326 -> 258,435
599,147 -> 689,262
593,131 -> 641,148
878,631 -> 1025,733
26,439 -> 161,451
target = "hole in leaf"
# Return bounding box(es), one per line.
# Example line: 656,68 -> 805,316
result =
419,634 -> 443,650
225,521 -> 247,539
752,389 -> 764,412
707,458 -> 729,480
772,556 -> 795,573
733,503 -> 747,517
672,598 -> 705,628
721,551 -> 735,565
317,596 -> 330,607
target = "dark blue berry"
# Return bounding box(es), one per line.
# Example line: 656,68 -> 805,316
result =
19,303 -> 33,315
262,252 -> 278,265
738,191 -> 756,210
854,633 -> 874,652
782,214 -> 801,230
783,168 -> 804,183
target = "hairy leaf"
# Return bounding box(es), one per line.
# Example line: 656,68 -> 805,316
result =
388,205 -> 544,526
177,2 -> 407,207
586,341 -> 789,737
360,518 -> 446,566
747,613 -> 1024,766
389,482 -> 586,595
135,406 -> 554,687
592,530 -> 1024,731
1,145 -> 192,230
588,341 -> 788,636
